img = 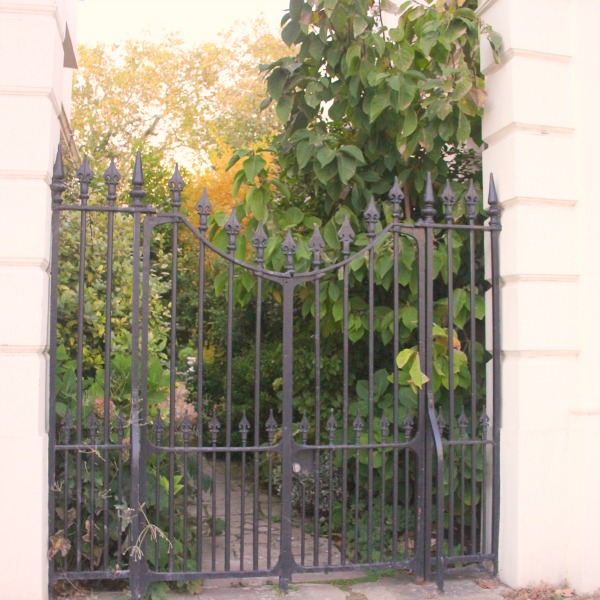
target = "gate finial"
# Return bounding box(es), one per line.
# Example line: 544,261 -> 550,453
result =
422,172 -> 436,223
337,215 -> 355,258
364,196 -> 380,239
464,179 -> 479,222
281,229 -> 297,273
195,187 -> 212,233
51,145 -> 66,205
129,151 -> 146,207
308,224 -> 325,268
487,174 -> 500,226
76,156 -> 94,206
224,207 -> 241,253
252,221 -> 268,266
441,180 -> 456,223
168,163 -> 185,212
388,177 -> 404,222
103,158 -> 121,206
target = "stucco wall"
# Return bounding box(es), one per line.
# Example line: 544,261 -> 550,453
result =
0,1 -> 76,598
480,0 -> 600,592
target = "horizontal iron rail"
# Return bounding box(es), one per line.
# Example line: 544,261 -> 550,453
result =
143,441 -> 421,453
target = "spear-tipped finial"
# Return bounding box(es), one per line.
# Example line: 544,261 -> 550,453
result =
50,145 -> 66,205
252,221 -> 268,266
464,178 -> 479,222
364,196 -> 380,238
180,411 -> 193,443
308,224 -> 325,268
441,180 -> 456,223
224,206 -> 241,253
338,215 -> 355,258
299,412 -> 310,444
239,411 -> 251,445
487,173 -> 500,226
422,172 -> 436,223
129,151 -> 146,207
195,187 -> 212,233
76,155 -> 94,205
281,229 -> 297,273
103,158 -> 121,206
168,163 -> 185,211
388,177 -> 405,222
265,409 -> 278,444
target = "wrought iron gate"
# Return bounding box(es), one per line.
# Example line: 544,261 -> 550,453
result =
48,148 -> 501,599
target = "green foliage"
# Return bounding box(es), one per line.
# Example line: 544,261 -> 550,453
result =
229,0 -> 490,223
216,0 -> 495,561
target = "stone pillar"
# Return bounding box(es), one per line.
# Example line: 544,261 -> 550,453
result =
0,1 -> 76,598
480,0 -> 600,592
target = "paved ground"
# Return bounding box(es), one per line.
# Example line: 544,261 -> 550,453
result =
57,572 -> 510,599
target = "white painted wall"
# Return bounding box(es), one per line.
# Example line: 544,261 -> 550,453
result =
480,0 -> 600,593
0,1 -> 77,598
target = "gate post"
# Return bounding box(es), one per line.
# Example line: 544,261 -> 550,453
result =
278,278 -> 295,589
128,156 -> 148,600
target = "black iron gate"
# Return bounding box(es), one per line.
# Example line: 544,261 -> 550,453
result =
48,148 -> 501,599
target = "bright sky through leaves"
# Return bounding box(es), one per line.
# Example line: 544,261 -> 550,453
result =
77,0 -> 289,45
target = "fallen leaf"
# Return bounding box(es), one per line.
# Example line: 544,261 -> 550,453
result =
555,589 -> 576,598
477,578 -> 499,589
48,530 -> 71,560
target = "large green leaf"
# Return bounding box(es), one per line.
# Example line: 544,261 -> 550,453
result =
243,154 -> 266,181
337,153 -> 357,184
368,89 -> 391,123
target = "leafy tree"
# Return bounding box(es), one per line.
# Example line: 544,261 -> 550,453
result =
207,0 -> 498,556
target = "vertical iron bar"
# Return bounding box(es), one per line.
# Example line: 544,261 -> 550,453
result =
313,278 -> 322,566
154,418 -> 162,569
116,411 -> 124,568
327,436 -> 334,565
366,232 -> 375,564
446,229 -> 456,558
129,151 -> 147,600
102,211 -> 114,569
341,260 -> 350,564
389,178 -> 404,566
267,442 -> 273,569
392,233 -> 400,564
481,416 -> 488,554
211,447 -> 217,571
129,207 -> 143,594
404,443 -> 410,560
250,223 -> 264,572
424,225 -> 434,581
253,276 -> 262,571
196,189 -> 211,572
183,428 -> 189,570
102,159 -> 119,570
167,216 -> 179,570
74,173 -> 89,572
415,227 -> 427,580
460,431 -> 466,553
89,416 -> 97,570
488,176 -> 502,571
48,146 -> 66,591
468,228 -> 478,556
240,422 -> 247,571
224,214 -> 239,573
354,434 -> 361,563
380,435 -> 386,559
278,278 -> 295,589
